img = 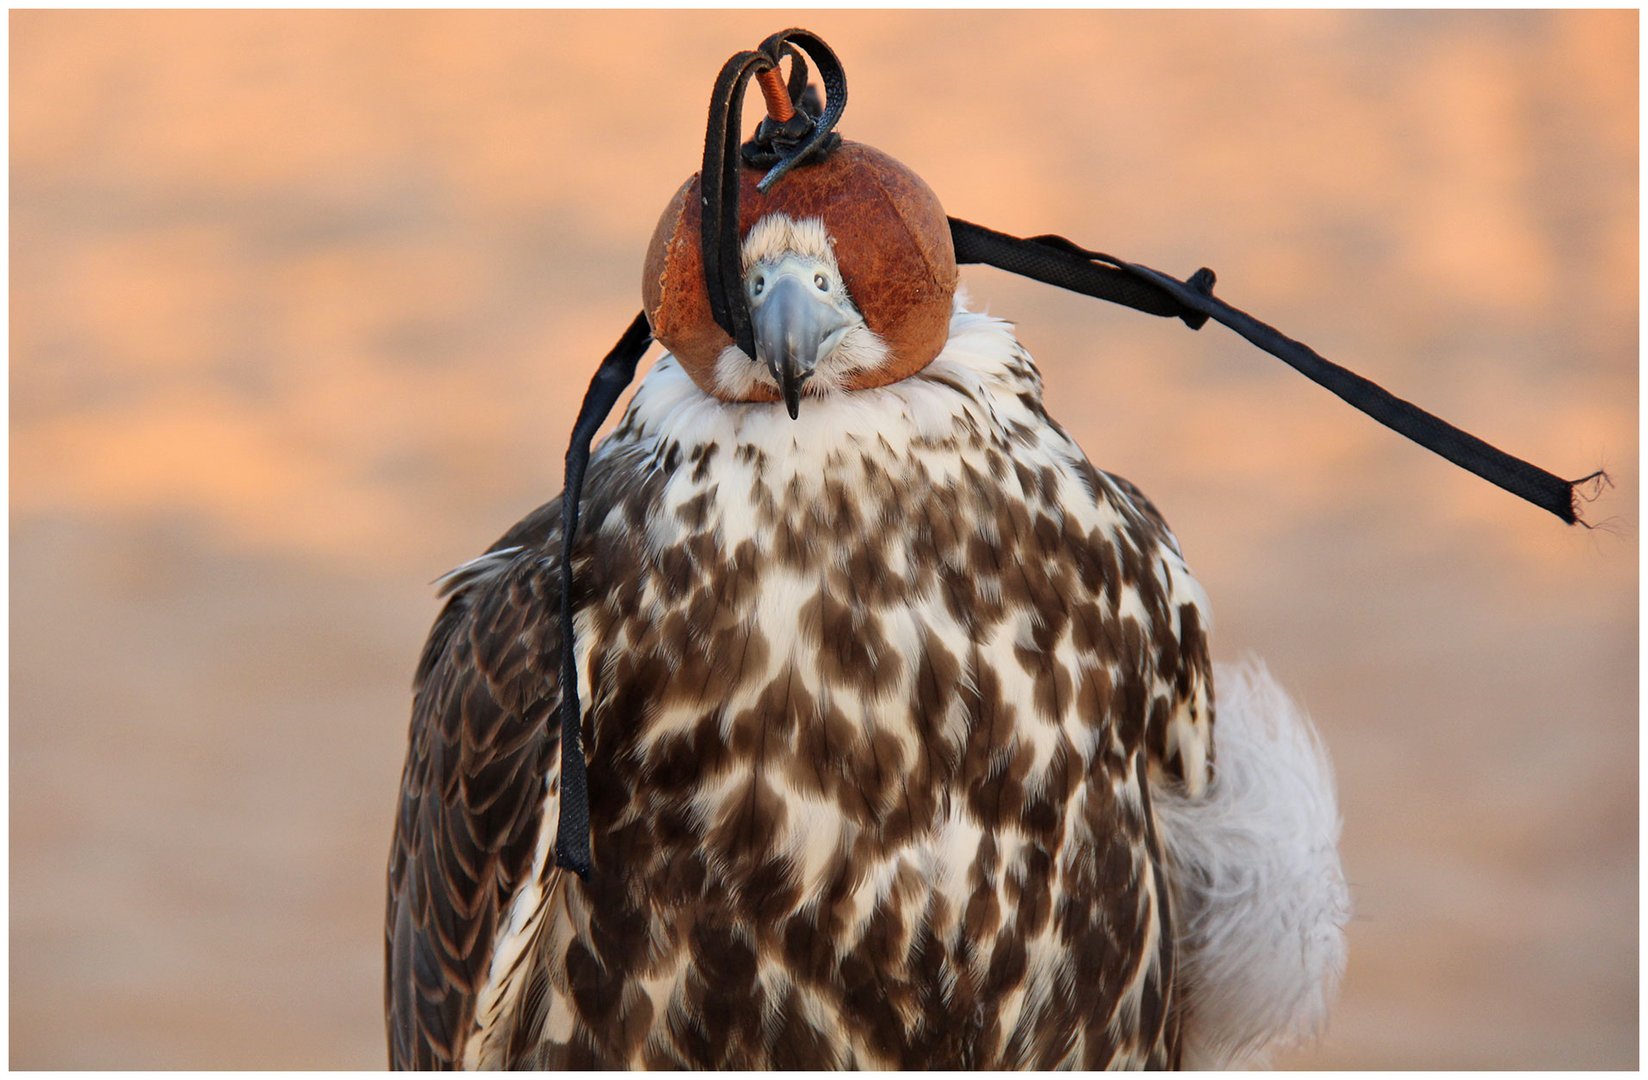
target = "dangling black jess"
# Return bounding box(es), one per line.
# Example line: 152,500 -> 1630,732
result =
554,311 -> 650,878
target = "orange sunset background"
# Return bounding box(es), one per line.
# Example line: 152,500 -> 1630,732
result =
10,9 -> 1637,1068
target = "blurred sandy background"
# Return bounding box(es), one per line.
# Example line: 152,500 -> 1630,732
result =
10,9 -> 1637,1069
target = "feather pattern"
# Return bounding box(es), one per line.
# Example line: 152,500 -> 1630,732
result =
386,305 -> 1342,1068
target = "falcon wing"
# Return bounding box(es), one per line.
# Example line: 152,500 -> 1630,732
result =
385,509 -> 565,1069
1105,468 -> 1214,795
1063,465 -> 1216,1066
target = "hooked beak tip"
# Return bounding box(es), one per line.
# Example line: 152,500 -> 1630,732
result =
752,273 -> 837,421
770,343 -> 809,420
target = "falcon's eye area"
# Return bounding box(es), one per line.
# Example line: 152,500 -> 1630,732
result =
814,273 -> 830,292
751,275 -> 765,297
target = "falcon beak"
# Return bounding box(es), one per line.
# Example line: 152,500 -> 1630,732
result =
751,273 -> 851,420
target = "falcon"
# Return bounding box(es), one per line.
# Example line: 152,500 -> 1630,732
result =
387,35 -> 1348,1071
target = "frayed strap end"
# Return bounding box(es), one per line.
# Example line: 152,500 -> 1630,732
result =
1568,470 -> 1614,528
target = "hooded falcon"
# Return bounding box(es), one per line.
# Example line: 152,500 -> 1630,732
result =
386,41 -> 1348,1071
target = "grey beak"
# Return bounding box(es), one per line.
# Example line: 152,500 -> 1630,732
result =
752,275 -> 832,420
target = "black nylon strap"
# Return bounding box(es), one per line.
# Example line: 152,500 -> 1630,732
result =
952,218 -> 1209,329
950,217 -> 1594,525
555,310 -> 652,879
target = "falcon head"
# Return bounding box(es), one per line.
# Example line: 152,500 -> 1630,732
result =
642,142 -> 960,415
732,214 -> 877,418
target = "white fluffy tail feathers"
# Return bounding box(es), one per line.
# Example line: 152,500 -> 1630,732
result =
1155,657 -> 1351,1069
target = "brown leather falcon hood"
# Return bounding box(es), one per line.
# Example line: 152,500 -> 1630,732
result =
643,140 -> 959,402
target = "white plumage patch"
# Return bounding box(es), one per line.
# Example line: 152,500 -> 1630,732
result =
739,213 -> 837,270
1153,657 -> 1350,1068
